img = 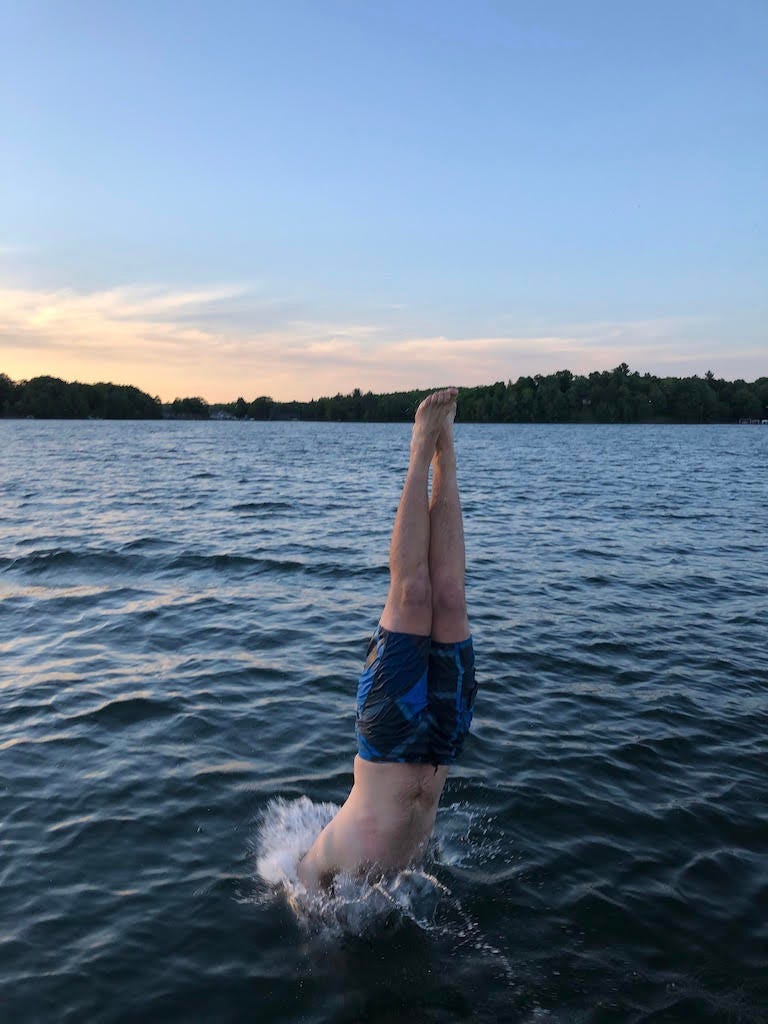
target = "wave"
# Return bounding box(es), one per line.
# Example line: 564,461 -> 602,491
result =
0,547 -> 133,572
230,501 -> 294,514
67,695 -> 177,728
0,546 -> 387,580
118,537 -> 174,553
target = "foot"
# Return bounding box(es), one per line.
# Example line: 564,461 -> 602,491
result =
411,389 -> 458,464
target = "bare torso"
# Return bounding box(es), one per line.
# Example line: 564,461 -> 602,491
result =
298,757 -> 448,889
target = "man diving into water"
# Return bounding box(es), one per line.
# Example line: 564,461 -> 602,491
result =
298,388 -> 477,889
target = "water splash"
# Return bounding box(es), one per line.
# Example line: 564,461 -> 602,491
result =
253,796 -> 449,936
432,800 -> 504,867
253,796 -> 516,985
255,794 -> 338,889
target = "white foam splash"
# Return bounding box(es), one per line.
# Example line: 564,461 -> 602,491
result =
433,800 -> 504,867
255,795 -> 338,888
252,796 -> 515,983
254,796 -> 455,935
253,796 -> 503,942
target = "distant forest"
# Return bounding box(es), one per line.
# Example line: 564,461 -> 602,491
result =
1,365 -> 766,423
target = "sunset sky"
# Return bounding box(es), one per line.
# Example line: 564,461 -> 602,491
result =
1,1 -> 765,402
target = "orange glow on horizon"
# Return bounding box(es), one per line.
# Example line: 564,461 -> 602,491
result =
1,283 -> 763,402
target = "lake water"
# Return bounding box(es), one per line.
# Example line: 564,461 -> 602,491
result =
1,419 -> 767,1023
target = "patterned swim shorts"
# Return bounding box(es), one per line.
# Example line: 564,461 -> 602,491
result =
355,625 -> 477,765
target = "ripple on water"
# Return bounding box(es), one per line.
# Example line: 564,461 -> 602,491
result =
0,420 -> 767,1022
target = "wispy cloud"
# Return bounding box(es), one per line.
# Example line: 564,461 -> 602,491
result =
0,283 -> 246,352
0,281 -> 763,400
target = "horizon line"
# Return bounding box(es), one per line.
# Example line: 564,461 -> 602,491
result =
3,363 -> 767,407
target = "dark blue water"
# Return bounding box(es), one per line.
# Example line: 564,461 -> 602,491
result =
1,420 -> 767,1023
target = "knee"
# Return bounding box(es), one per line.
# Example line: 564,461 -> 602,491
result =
431,578 -> 466,617
393,572 -> 432,611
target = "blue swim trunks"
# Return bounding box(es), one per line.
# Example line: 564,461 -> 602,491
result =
355,625 -> 477,765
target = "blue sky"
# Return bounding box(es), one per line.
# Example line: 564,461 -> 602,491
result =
1,0 -> 765,400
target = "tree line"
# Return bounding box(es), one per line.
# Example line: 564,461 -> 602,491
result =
217,364 -> 767,423
0,374 -> 163,419
1,365 -> 766,422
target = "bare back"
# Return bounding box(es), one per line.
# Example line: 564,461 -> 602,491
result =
299,757 -> 448,888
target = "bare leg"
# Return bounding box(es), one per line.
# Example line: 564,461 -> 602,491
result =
429,405 -> 470,643
380,388 -> 458,635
